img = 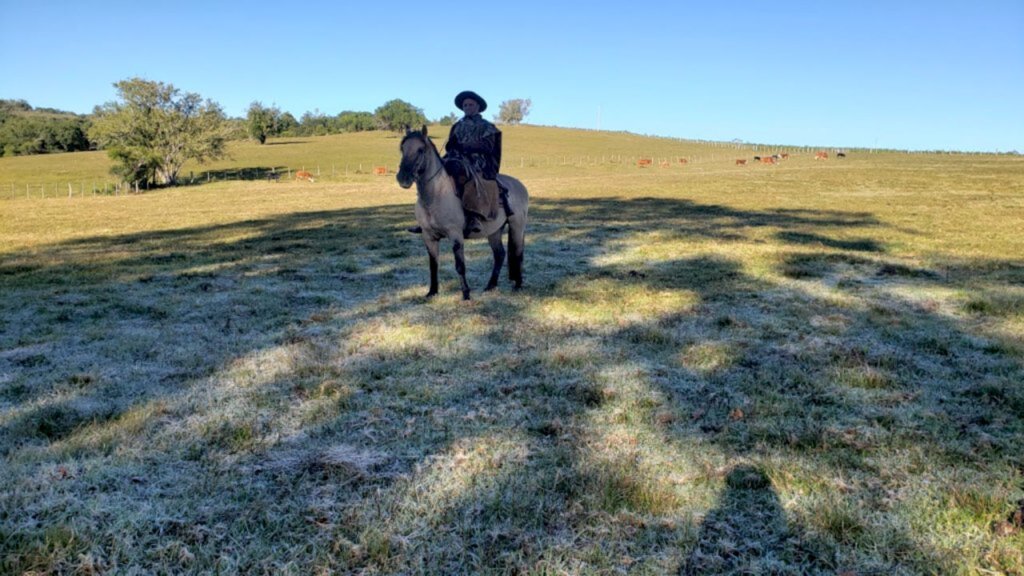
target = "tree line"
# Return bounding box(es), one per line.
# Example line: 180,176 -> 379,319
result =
14,78 -> 531,188
2,84 -> 532,162
0,99 -> 92,156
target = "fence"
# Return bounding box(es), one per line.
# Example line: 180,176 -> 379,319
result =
0,146 -> 967,201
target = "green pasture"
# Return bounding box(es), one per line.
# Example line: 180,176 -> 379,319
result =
1,128 -> 1023,574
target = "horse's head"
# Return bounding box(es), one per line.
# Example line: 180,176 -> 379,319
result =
396,125 -> 435,189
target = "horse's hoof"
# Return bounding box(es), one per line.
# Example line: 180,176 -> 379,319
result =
425,291 -> 437,298
462,292 -> 471,301
484,282 -> 498,292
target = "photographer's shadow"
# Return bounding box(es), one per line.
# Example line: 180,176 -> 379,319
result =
682,464 -> 828,575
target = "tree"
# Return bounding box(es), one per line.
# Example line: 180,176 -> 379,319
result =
438,112 -> 458,126
374,99 -> 427,133
89,78 -> 228,187
277,112 -> 299,136
0,102 -> 92,157
497,98 -> 532,125
299,109 -> 330,136
334,111 -> 377,133
246,101 -> 280,144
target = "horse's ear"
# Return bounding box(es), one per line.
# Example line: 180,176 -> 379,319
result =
421,125 -> 428,137
403,124 -> 411,134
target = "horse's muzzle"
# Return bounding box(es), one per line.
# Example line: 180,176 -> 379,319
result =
396,172 -> 414,189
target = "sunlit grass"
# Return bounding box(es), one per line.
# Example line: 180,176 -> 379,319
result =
1,129 -> 1023,573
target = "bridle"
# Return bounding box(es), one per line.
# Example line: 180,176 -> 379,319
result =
403,132 -> 444,183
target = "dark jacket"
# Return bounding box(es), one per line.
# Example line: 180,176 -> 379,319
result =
444,114 -> 502,179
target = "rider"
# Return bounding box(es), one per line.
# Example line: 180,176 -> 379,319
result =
408,90 -> 514,235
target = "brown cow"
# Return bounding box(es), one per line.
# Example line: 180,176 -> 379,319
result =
373,166 -> 387,176
678,158 -> 688,164
296,170 -> 315,182
814,152 -> 829,160
735,159 -> 747,166
781,153 -> 789,160
761,156 -> 776,164
637,158 -> 653,167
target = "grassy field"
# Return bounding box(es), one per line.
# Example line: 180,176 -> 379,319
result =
1,128 -> 1023,575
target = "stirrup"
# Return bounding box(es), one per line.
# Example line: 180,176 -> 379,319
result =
500,189 -> 515,218
464,214 -> 482,235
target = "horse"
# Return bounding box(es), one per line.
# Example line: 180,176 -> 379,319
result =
396,126 -> 529,300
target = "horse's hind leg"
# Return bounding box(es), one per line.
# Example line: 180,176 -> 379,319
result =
452,240 -> 471,300
508,222 -> 525,289
484,230 -> 506,291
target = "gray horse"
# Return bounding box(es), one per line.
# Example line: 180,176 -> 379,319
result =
396,126 -> 528,300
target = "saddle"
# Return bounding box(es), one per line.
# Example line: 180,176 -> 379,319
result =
461,176 -> 501,220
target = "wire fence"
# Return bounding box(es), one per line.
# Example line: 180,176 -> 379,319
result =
0,145 -> 964,202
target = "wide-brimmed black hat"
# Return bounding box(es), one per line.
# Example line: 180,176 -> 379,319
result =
454,90 -> 487,112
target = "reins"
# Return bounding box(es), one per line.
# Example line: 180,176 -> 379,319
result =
409,132 -> 445,185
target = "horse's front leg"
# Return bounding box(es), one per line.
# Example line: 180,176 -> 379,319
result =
452,239 -> 470,300
484,229 -> 505,291
423,237 -> 440,298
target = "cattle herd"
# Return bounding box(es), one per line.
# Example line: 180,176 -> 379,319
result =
638,151 -> 846,169
737,151 -> 845,166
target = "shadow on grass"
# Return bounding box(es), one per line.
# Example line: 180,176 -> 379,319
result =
776,230 -> 886,252
178,165 -> 293,186
1,194 -> 1022,573
682,465 -> 827,574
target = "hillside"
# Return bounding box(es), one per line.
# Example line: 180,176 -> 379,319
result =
0,123 -> 925,196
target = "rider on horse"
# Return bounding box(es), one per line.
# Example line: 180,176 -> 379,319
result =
408,90 -> 514,235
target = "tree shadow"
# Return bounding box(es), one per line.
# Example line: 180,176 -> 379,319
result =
776,230 -> 886,253
180,165 -> 293,185
1,194 -> 1021,573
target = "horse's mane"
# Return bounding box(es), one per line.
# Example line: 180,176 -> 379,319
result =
400,130 -> 440,157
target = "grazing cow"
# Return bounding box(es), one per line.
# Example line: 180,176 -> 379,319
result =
296,170 -> 315,182
781,153 -> 790,160
761,156 -> 776,164
735,159 -> 747,166
374,166 -> 387,176
678,158 -> 688,164
837,152 -> 847,158
814,152 -> 829,160
637,158 -> 653,167
267,172 -> 282,182
753,156 -> 761,161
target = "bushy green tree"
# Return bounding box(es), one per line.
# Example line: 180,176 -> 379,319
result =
438,112 -> 458,126
0,112 -> 91,157
496,98 -> 532,125
299,110 -> 330,136
277,112 -> 299,136
335,111 -> 377,132
374,99 -> 427,133
89,78 -> 227,187
246,101 -> 280,144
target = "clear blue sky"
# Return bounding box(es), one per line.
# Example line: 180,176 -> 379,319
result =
2,1 -> 1021,152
